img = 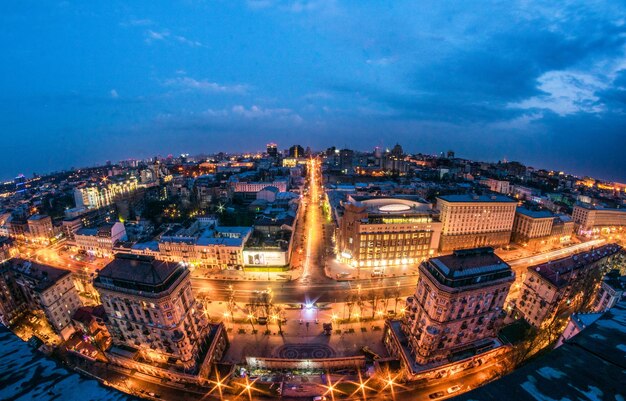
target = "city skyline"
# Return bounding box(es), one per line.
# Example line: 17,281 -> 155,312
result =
2,1 -> 626,182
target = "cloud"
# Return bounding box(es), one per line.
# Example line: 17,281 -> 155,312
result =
145,29 -> 170,42
163,77 -> 249,94
174,35 -> 203,47
110,89 -> 119,98
246,0 -> 338,14
366,56 -> 398,66
511,71 -> 608,116
143,29 -> 203,47
121,18 -> 154,27
231,104 -> 298,119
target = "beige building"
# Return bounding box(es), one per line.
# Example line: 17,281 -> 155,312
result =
74,176 -> 138,209
436,194 -> 517,252
337,196 -> 441,268
74,222 -> 126,257
385,247 -> 513,367
94,254 -> 208,370
27,215 -> 54,244
572,203 -> 626,234
158,226 -> 252,270
9,259 -> 82,339
518,244 -> 621,328
511,208 -> 574,249
481,178 -> 510,194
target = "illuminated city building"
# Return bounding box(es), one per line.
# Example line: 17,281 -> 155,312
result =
518,244 -> 622,328
157,223 -> 252,270
94,254 -> 208,370
593,269 -> 626,312
9,259 -> 83,340
479,178 -> 510,194
436,194 -> 517,252
511,208 -> 574,249
266,142 -> 278,158
384,247 -> 513,366
26,214 -> 54,244
572,202 -> 626,235
337,196 -> 441,268
74,222 -> 126,257
73,176 -> 138,209
232,179 -> 288,195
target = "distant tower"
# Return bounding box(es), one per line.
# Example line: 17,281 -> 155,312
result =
266,143 -> 278,158
390,143 -> 404,158
289,145 -> 305,158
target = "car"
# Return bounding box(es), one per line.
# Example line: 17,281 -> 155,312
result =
148,392 -> 156,397
447,385 -> 462,394
313,397 -> 328,401
429,391 -> 445,399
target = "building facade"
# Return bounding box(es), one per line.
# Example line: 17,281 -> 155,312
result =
385,247 -> 513,366
27,215 -> 54,244
9,259 -> 82,339
572,203 -> 626,234
94,254 -> 208,370
518,244 -> 622,328
74,222 -> 126,257
593,270 -> 625,312
338,196 -> 442,268
74,176 -> 138,209
437,194 -> 517,252
511,208 -> 574,249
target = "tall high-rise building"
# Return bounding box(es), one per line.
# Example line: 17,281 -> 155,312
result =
384,247 -> 513,366
266,142 -> 278,158
94,254 -> 207,370
436,194 -> 517,252
288,144 -> 304,158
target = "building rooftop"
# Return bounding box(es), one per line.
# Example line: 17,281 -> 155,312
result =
516,207 -> 555,219
529,244 -> 622,287
8,258 -> 71,292
455,301 -> 626,401
349,195 -> 433,215
27,214 -> 50,221
423,248 -> 514,288
575,202 -> 626,212
75,227 -> 99,236
437,194 -> 516,203
94,254 -> 186,294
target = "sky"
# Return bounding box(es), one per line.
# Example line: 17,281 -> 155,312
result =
1,1 -> 625,182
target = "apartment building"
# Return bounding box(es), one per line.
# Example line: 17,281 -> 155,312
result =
9,259 -> 82,339
593,270 -> 625,312
572,203 -> 626,234
518,244 -> 622,328
437,194 -> 517,252
74,222 -> 126,257
74,176 -> 138,209
511,208 -> 574,249
27,215 -> 54,243
385,247 -> 513,366
94,254 -> 208,370
158,225 -> 252,270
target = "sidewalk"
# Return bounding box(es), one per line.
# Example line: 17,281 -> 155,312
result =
191,265 -> 304,282
325,257 -> 420,281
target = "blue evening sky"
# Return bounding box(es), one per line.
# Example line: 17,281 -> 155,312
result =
1,1 -> 625,181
